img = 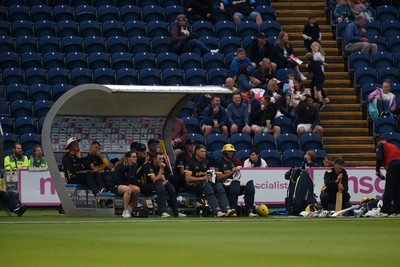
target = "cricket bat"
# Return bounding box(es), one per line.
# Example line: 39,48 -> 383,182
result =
331,205 -> 360,218
335,177 -> 343,212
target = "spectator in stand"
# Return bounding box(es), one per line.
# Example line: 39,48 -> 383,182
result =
265,78 -> 289,118
306,52 -> 329,111
173,139 -> 196,193
246,91 -> 260,115
302,14 -> 321,53
225,77 -> 238,93
4,143 -> 29,173
294,94 -> 324,137
332,0 -> 353,24
185,0 -> 214,23
282,74 -> 295,108
272,31 -> 307,80
219,0 -> 262,26
250,95 -> 281,139
323,155 -> 334,167
226,92 -> 251,136
29,144 -> 48,169
367,79 -> 397,120
243,149 -> 268,168
171,14 -> 219,55
0,172 -> 27,216
147,139 -> 159,162
348,0 -> 374,21
201,95 -> 229,138
300,150 -> 319,170
288,78 -> 310,115
230,48 -> 261,86
171,117 -> 188,150
343,14 -> 377,55
249,32 -> 277,72
234,64 -> 255,93
254,58 -> 276,87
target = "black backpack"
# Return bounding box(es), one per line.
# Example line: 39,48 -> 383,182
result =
285,167 -> 317,215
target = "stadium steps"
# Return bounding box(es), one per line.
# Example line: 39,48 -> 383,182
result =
272,0 -> 375,166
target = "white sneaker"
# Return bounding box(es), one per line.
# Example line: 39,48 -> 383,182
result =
160,212 -> 171,218
217,211 -> 226,217
177,212 -> 186,217
225,209 -> 236,217
248,212 -> 258,217
300,73 -> 307,80
275,111 -> 283,118
122,210 -> 131,218
231,213 -> 237,217
210,49 -> 219,53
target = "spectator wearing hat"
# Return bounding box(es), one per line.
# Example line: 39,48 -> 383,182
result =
147,139 -> 159,162
246,90 -> 260,114
61,137 -> 107,196
249,32 -> 277,72
320,157 -> 351,210
173,139 -> 196,193
230,48 -> 261,87
135,142 -> 149,167
171,117 -> 188,150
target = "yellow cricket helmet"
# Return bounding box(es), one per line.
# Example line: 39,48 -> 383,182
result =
222,144 -> 236,153
256,204 -> 269,217
360,196 -> 372,204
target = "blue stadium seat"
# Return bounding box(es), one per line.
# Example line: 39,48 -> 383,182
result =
372,51 -> 393,69
43,52 -> 65,69
181,116 -> 201,133
160,0 -> 181,7
0,36 -> 15,53
381,132 -> 400,148
157,52 -> 179,70
30,5 -> 52,22
78,20 -> 101,38
111,52 -> 134,69
11,20 -> 34,37
72,0 -> 93,6
134,52 -> 157,69
255,5 -> 276,21
0,20 -> 10,36
368,35 -> 388,52
202,52 -> 225,70
139,68 -> 161,85
377,67 -> 399,83
231,133 -> 252,151
374,115 -> 396,136
185,68 -> 207,86
164,5 -> 184,23
0,99 -> 10,116
52,4 -> 75,22
97,4 -> 120,22
7,5 -> 30,22
10,100 -> 33,118
382,20 -> 400,38
142,5 -> 165,23
74,4 -> 97,22
348,51 -> 371,72
360,83 -> 379,103
376,5 -> 397,23
20,52 -> 42,70
65,52 -> 88,69
395,52 -> 400,68
102,20 -> 125,38
115,68 -> 139,85
198,36 -> 219,50
33,99 -> 54,119
15,116 -> 37,135
364,20 -> 381,37
6,84 -> 28,102
129,36 -> 152,54
38,116 -> 45,133
88,52 -> 111,69
355,67 -> 377,88
16,36 -> 38,54
124,20 -> 147,38
52,83 -> 73,101
253,133 -> 276,151
120,5 -> 142,22
206,133 -> 229,152
0,116 -> 14,134
207,68 -> 228,86
235,149 -> 251,164
237,21 -> 259,38
277,133 -> 299,152
61,36 -> 83,53
185,133 -> 205,145
34,20 -> 56,37
260,20 -> 281,37
336,20 -> 351,42
38,35 -> 60,53
177,102 -> 195,118
57,20 -> 79,38
48,67 -> 70,85
151,36 -> 173,54
20,133 -> 42,152
259,149 -> 281,167
242,36 -> 257,53
225,52 -> 236,68
147,21 -> 169,38
180,52 -> 202,70
281,149 -> 304,167
93,67 -> 116,84
3,132 -> 18,150
0,52 -> 20,69
220,36 -> 241,55
388,36 -> 400,53
106,36 -> 129,54
83,36 -> 105,54
25,67 -> 47,85
192,20 -> 214,37
0,5 -> 5,20
214,20 -> 236,38
29,84 -> 52,102
312,148 -> 327,167
212,150 -> 224,161
276,68 -> 297,86
137,0 -> 161,8
92,0 -> 115,7
2,67 -> 24,85
300,133 -> 323,152
70,67 -> 93,85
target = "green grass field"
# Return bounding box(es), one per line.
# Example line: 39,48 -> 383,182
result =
1,209 -> 400,267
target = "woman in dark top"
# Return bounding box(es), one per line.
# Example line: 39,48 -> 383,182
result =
110,151 -> 140,218
234,64 -> 254,92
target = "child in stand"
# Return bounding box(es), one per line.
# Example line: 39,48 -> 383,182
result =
311,41 -> 328,73
302,14 -> 321,53
282,74 -> 295,108
306,52 -> 329,110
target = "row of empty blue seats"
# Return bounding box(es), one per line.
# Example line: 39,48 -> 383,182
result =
354,66 -> 400,88
373,116 -> 400,136
0,99 -> 53,119
2,132 -> 42,154
0,115 -> 44,135
349,51 -> 400,72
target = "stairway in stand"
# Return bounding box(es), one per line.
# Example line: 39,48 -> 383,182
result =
271,0 -> 376,167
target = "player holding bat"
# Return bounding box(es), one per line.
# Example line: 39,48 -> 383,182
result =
320,157 -> 351,211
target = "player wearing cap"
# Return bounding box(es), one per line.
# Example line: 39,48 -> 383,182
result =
61,137 -> 106,196
173,139 -> 196,193
147,139 -> 159,162
320,157 -> 351,210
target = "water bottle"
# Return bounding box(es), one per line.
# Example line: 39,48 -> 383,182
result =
29,156 -> 34,169
199,209 -> 203,217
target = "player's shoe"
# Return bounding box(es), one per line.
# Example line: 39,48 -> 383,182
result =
122,210 -> 131,218
160,212 -> 171,218
177,212 -> 186,217
217,211 -> 226,217
225,209 -> 236,217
